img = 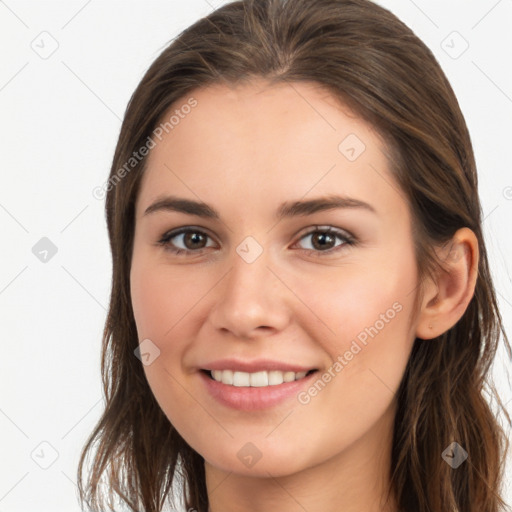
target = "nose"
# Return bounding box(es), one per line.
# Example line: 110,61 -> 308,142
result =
208,246 -> 291,339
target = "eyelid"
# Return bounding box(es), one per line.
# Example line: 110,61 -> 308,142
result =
160,225 -> 215,240
295,224 -> 353,241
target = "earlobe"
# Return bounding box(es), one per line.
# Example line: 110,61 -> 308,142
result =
415,227 -> 479,340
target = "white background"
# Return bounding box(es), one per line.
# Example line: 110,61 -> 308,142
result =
0,1 -> 511,510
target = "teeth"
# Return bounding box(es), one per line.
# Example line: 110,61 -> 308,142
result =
210,369 -> 309,387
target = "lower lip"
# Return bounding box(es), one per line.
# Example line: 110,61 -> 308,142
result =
199,370 -> 318,411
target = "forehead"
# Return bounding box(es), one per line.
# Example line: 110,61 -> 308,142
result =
136,79 -> 404,219
151,78 -> 378,156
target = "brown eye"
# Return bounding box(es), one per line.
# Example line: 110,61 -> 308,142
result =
158,228 -> 215,255
181,232 -> 208,250
295,226 -> 356,256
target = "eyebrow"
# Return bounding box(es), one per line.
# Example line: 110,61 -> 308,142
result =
143,194 -> 377,220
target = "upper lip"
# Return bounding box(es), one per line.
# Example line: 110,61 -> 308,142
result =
201,358 -> 318,373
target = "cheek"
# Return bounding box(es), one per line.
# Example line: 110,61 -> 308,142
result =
297,260 -> 411,340
130,262 -> 204,426
131,271 -> 167,340
130,260 -> 209,398
302,255 -> 416,390
289,267 -> 415,454
130,260 -> 197,341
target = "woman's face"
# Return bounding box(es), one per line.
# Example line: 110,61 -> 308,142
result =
130,79 -> 421,479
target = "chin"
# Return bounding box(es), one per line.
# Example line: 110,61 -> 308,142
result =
203,442 -> 311,478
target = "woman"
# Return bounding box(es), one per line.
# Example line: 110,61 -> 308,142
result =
77,0 -> 512,511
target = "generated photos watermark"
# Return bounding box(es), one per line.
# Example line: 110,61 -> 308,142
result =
92,97 -> 198,200
297,300 -> 403,405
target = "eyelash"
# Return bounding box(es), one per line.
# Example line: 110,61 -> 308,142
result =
156,225 -> 357,258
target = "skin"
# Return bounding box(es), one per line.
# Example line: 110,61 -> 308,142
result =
130,79 -> 479,512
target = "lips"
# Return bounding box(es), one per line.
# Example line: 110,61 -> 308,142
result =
198,368 -> 319,411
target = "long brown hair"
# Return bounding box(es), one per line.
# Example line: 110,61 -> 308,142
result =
77,0 -> 512,510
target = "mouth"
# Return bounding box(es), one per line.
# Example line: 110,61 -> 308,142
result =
200,368 -> 318,387
199,367 -> 321,411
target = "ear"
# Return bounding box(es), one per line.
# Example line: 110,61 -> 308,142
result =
415,227 -> 479,340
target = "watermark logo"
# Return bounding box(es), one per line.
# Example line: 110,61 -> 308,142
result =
237,441 -> 263,468
338,133 -> 366,162
441,31 -> 469,60
236,236 -> 264,264
30,31 -> 59,60
134,338 -> 161,366
30,441 -> 59,469
32,237 -> 58,263
442,441 -> 468,468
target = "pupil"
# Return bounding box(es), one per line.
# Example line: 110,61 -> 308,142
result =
313,232 -> 333,250
186,232 -> 205,249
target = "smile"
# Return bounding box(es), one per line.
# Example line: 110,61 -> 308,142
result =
204,369 -> 317,387
199,369 -> 320,411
